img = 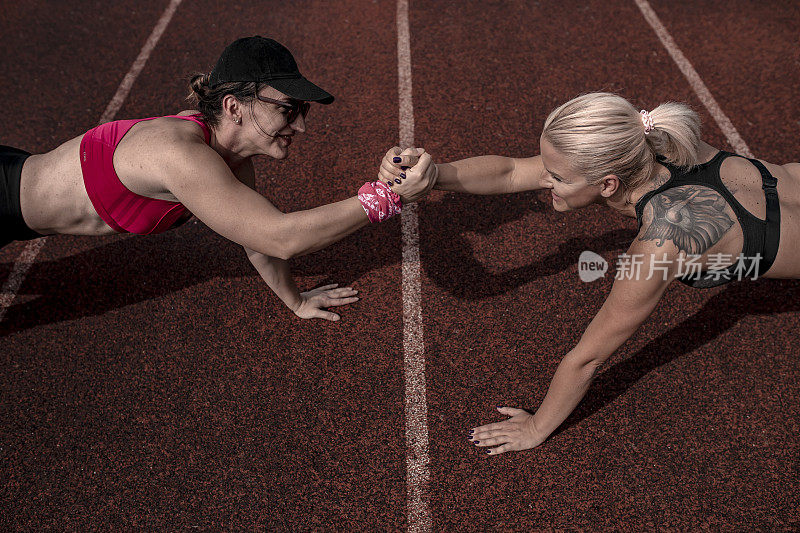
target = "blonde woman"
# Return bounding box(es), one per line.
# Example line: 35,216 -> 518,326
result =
381,92 -> 800,454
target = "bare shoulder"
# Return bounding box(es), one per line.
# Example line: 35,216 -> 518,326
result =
169,136 -> 224,171
140,128 -> 230,194
176,109 -> 201,116
639,184 -> 734,256
111,112 -> 218,194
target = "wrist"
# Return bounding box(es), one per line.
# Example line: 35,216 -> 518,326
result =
287,295 -> 303,313
358,181 -> 402,223
529,413 -> 553,442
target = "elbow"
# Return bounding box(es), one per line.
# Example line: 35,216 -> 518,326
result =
268,215 -> 307,259
564,346 -> 610,380
257,224 -> 301,259
273,244 -> 296,261
567,356 -> 606,387
507,159 -> 520,193
247,240 -> 295,260
275,237 -> 308,260
584,358 -> 605,380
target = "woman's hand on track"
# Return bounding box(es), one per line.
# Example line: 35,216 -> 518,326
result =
293,284 -> 359,321
379,146 -> 439,203
469,407 -> 547,455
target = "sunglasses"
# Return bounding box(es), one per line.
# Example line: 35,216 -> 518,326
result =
255,93 -> 310,124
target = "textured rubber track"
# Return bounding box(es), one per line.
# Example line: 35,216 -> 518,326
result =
1,0 -> 798,530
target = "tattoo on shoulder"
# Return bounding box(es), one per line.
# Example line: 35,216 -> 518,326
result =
639,186 -> 733,255
649,169 -> 671,189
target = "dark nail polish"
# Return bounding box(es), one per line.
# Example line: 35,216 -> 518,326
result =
386,181 -> 393,187
486,450 -> 491,454
400,173 -> 406,179
395,178 -> 402,184
468,429 -> 474,434
393,157 -> 401,163
473,441 -> 479,445
401,166 -> 409,171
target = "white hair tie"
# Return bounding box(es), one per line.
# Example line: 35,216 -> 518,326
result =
640,110 -> 655,134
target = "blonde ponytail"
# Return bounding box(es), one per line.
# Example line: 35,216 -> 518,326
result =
542,93 -> 701,195
645,101 -> 701,168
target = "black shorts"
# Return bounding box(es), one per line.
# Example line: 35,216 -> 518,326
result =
1,145 -> 43,249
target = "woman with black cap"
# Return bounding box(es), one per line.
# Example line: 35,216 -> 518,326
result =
0,36 -> 436,321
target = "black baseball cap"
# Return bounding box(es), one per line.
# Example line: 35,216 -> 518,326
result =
208,36 -> 334,104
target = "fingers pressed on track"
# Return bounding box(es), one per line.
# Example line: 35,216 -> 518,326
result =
472,427 -> 511,438
328,287 -> 357,295
473,435 -> 511,447
318,310 -> 340,321
497,406 -> 526,416
326,296 -> 360,307
472,421 -> 506,433
485,444 -> 513,456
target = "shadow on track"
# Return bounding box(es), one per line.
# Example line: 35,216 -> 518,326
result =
1,191 -> 631,335
0,217 -> 409,336
556,278 -> 800,435
420,191 -> 637,299
0,228 -> 250,336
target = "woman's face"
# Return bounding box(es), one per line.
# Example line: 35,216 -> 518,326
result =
539,135 -> 601,212
246,86 -> 308,160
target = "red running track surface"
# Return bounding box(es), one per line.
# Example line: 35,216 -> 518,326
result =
1,0 -> 798,530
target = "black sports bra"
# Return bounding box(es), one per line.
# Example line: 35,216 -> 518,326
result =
634,151 -> 780,288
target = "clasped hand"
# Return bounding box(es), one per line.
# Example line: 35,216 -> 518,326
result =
378,146 -> 439,203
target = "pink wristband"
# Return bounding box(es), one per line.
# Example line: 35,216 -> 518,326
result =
358,181 -> 402,223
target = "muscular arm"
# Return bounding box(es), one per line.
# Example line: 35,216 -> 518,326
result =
435,155 -> 548,195
166,140 -> 369,260
169,139 -> 436,259
532,184 -> 743,438
530,240 -> 675,438
230,160 -> 302,310
472,185 -> 742,453
471,202 -> 684,453
381,149 -> 547,195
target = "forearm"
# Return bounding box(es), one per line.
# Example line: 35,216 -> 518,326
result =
434,156 -> 518,195
531,351 -> 600,437
246,249 -> 302,311
532,308 -> 651,438
280,197 -> 370,258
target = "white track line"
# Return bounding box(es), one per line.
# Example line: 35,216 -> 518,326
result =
397,0 -> 431,531
634,0 -> 753,157
0,0 -> 184,323
99,0 -> 183,124
0,239 -> 47,320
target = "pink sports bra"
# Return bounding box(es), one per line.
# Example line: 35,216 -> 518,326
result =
80,114 -> 211,234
